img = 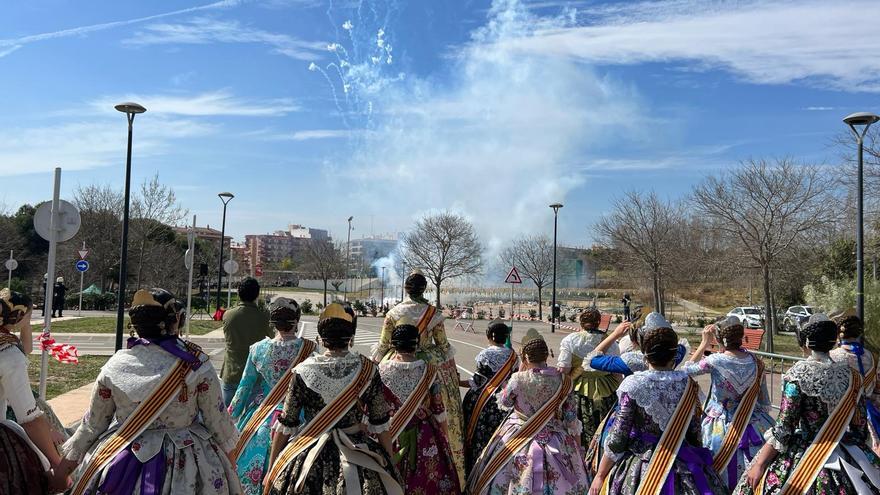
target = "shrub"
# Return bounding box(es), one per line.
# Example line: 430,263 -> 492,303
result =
528,309 -> 537,319
804,276 -> 879,352
300,299 -> 314,315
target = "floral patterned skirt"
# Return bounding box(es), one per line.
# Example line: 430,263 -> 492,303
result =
234,408 -> 279,495
71,427 -> 242,495
732,441 -> 880,495
575,388 -> 617,450
0,422 -> 49,495
701,407 -> 774,489
461,386 -> 507,478
471,415 -> 589,495
396,415 -> 461,494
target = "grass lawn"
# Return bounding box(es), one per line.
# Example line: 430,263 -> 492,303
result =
28,354 -> 109,400
49,317 -> 222,335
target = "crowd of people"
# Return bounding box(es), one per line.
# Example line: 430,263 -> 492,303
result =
2,270 -> 880,494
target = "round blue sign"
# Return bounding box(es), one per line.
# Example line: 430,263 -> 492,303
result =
75,260 -> 89,272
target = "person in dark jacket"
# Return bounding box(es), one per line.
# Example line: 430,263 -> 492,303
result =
52,277 -> 67,318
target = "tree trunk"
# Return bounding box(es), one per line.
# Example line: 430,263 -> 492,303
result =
657,270 -> 666,316
435,281 -> 441,309
762,264 -> 774,353
323,279 -> 328,306
537,286 -> 543,320
652,265 -> 662,314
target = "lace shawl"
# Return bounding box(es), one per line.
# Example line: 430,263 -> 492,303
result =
99,344 -> 212,403
617,370 -> 689,428
620,351 -> 648,373
559,331 -> 619,368
294,352 -> 364,404
783,357 -> 853,410
475,346 -> 514,374
378,360 -> 427,403
706,353 -> 758,395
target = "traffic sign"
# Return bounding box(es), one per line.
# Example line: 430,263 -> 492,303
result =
4,259 -> 17,271
223,259 -> 239,275
78,249 -> 89,260
505,266 -> 523,284
34,200 -> 81,242
75,260 -> 89,272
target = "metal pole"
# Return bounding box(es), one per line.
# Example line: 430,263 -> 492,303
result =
345,219 -> 352,302
551,212 -> 558,333
227,271 -> 232,309
39,168 -> 61,399
401,261 -> 406,302
7,250 -> 12,287
857,135 -> 865,322
115,114 -> 135,352
216,202 -> 228,312
510,282 -> 514,330
185,215 -> 196,338
381,267 -> 386,308
78,241 -> 85,317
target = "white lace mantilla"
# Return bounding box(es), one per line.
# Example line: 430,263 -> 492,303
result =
707,353 -> 757,395
783,357 -> 853,410
378,360 -> 427,403
475,346 -> 515,373
618,370 -> 689,429
294,352 -> 365,404
620,351 -> 648,373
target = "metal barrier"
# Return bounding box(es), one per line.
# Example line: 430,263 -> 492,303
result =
753,350 -> 805,410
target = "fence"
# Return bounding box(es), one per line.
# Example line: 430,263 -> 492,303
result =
754,350 -> 805,411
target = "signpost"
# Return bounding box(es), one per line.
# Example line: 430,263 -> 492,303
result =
184,215 -> 197,338
76,243 -> 89,317
5,251 -> 17,287
505,266 -> 522,336
33,168 -> 81,399
223,259 -> 240,309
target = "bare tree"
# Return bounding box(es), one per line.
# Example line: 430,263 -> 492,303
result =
500,236 -> 553,319
596,190 -> 684,315
691,158 -> 838,352
72,184 -> 124,292
303,239 -> 345,305
400,212 -> 483,308
130,174 -> 187,288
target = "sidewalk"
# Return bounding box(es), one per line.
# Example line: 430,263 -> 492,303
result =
47,383 -> 91,427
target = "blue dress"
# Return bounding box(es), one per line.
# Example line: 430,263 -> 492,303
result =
229,337 -> 310,495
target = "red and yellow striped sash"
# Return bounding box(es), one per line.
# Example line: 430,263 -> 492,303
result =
71,359 -> 191,495
465,351 -> 517,447
417,305 -> 437,337
634,379 -> 700,495
262,357 -> 376,495
388,363 -> 437,440
466,374 -> 572,495
713,356 -> 765,474
777,368 -> 862,495
229,339 -> 316,462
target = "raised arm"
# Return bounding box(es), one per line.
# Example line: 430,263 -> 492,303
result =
688,325 -> 716,363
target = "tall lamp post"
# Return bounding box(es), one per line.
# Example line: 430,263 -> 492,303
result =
381,266 -> 387,310
113,102 -> 146,351
345,216 -> 353,301
549,203 -> 563,333
215,192 -> 234,313
844,112 -> 880,322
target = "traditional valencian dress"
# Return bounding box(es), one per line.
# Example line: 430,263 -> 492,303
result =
373,296 -> 465,482
832,341 -> 880,444
0,332 -> 51,494
557,329 -> 620,447
469,366 -> 589,494
378,359 -> 461,494
229,337 -> 313,495
733,354 -> 880,495
602,369 -> 727,495
62,338 -> 243,495
681,352 -> 774,489
461,345 -> 516,477
267,352 -> 402,495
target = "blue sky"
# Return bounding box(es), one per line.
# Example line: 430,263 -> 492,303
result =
0,0 -> 877,254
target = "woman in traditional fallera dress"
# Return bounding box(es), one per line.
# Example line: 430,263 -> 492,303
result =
468,328 -> 589,495
831,313 -> 880,452
229,297 -> 313,495
378,322 -> 460,494
557,308 -> 620,449
734,314 -> 880,495
59,289 -> 242,495
589,316 -> 727,495
682,316 -> 774,489
266,303 -> 402,495
460,320 -> 515,478
0,289 -> 70,494
373,271 -> 465,483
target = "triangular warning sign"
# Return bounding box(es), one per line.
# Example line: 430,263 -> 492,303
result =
505,266 -> 523,284
78,249 -> 89,260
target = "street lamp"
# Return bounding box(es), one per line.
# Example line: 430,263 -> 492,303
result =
550,203 -> 563,333
345,216 -> 353,301
381,266 -> 387,311
113,102 -> 146,351
216,192 -> 234,313
844,112 -> 880,322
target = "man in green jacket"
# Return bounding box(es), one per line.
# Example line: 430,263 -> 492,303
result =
221,277 -> 273,406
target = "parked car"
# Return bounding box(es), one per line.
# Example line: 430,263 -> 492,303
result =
782,305 -> 814,333
726,306 -> 765,329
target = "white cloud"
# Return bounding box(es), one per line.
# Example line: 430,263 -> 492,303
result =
0,1 -> 241,55
805,106 -> 836,111
505,0 -> 880,92
90,90 -> 298,117
124,17 -> 325,60
289,130 -> 351,140
0,45 -> 22,58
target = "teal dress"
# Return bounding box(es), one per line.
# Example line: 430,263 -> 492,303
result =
229,337 -> 309,495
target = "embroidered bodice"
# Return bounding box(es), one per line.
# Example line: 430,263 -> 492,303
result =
617,370 -> 690,429
498,366 -> 580,435
471,346 -> 515,387
229,337 -> 310,424
682,352 -> 771,420
373,297 -> 451,362
558,331 -> 618,369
